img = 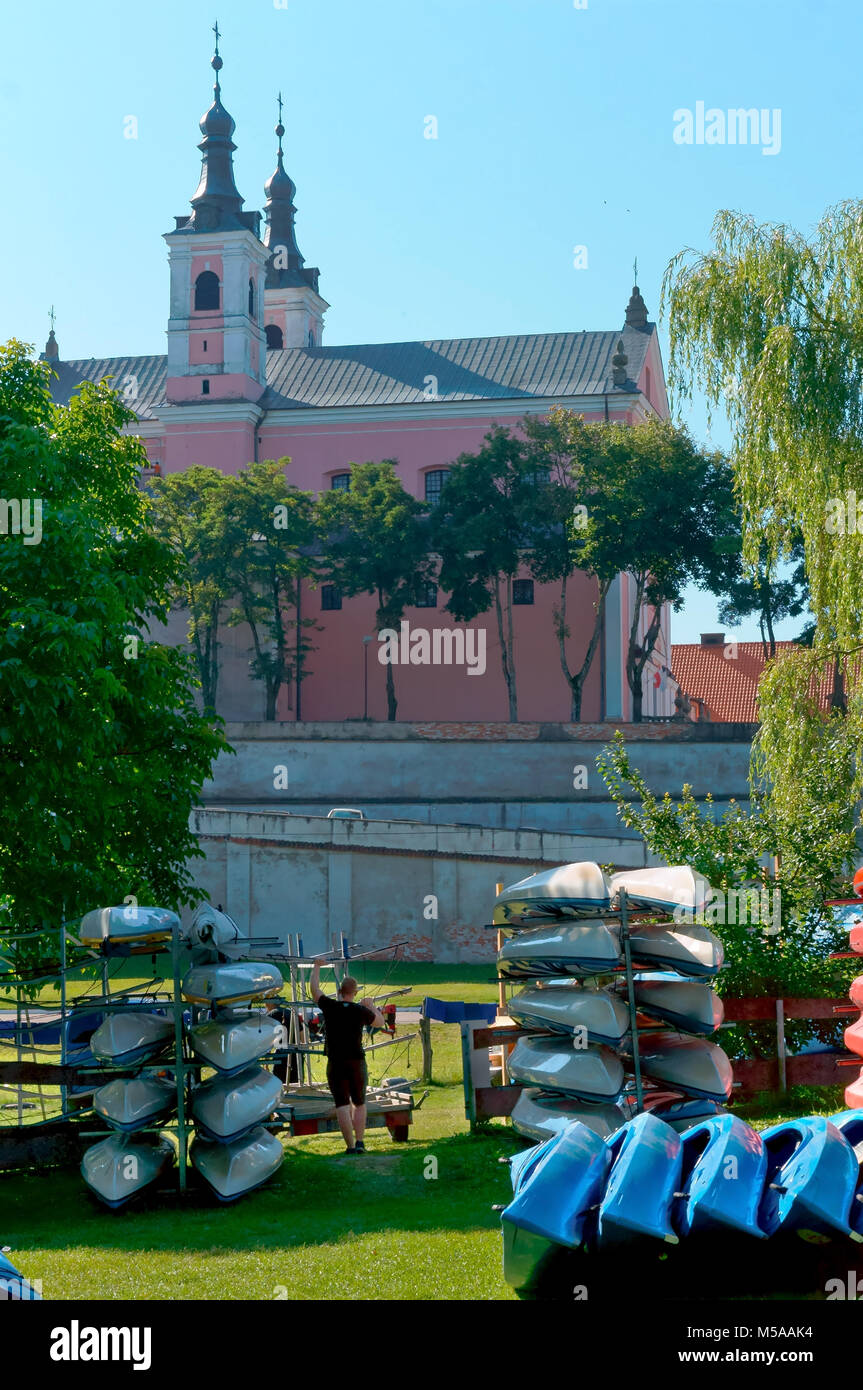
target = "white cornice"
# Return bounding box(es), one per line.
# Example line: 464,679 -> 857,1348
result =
258,391 -> 643,429
154,402 -> 265,426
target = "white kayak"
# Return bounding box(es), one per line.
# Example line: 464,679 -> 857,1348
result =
191,1065 -> 284,1143
507,1035 -> 625,1101
81,1133 -> 175,1208
190,1012 -> 284,1077
182,904 -> 247,956
192,1125 -> 284,1201
508,985 -> 630,1046
627,921 -> 724,978
634,978 -> 724,1035
633,1033 -> 734,1103
498,921 -> 621,978
610,866 -> 710,916
182,961 -> 284,1005
494,863 -> 613,925
79,905 -> 179,948
93,1075 -> 177,1133
90,1011 -> 175,1066
510,1089 -> 626,1143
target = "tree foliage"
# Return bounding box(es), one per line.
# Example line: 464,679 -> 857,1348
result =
0,341 -> 228,971
663,202 -> 863,802
220,462 -> 318,722
597,733 -> 856,1031
526,410 -> 732,720
433,429 -> 535,721
148,466 -> 233,714
317,462 -> 433,721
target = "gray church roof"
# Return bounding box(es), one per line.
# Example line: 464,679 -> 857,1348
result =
47,324 -> 654,420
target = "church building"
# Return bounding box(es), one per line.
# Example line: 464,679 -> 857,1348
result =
46,38 -> 674,725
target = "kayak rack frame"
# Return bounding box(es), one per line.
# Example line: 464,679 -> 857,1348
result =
468,887 -> 650,1129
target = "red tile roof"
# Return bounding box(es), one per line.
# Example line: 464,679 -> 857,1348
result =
670,640 -> 849,723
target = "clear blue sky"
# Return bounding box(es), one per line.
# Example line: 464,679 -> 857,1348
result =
1,0 -> 858,641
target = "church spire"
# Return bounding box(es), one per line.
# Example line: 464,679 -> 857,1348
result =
187,24 -> 248,232
624,264 -> 650,331
264,94 -> 318,292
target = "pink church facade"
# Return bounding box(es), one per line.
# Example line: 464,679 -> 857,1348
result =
46,42 -> 675,725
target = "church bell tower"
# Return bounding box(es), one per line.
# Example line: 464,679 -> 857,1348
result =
163,27 -> 268,407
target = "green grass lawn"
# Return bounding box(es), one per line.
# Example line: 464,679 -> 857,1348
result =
0,963 -> 854,1301
2,1017 -> 524,1301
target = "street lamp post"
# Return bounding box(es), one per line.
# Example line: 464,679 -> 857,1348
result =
362,635 -> 373,719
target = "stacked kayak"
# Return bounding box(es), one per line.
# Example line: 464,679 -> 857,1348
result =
496,863 -> 730,1141
79,900 -> 287,1208
501,1111 -> 863,1294
837,897 -> 863,1109
186,962 -> 286,1199
82,999 -> 179,1206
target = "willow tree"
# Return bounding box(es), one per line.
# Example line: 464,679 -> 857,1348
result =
663,202 -> 863,856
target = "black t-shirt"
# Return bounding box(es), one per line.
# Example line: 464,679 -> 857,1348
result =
316,994 -> 375,1060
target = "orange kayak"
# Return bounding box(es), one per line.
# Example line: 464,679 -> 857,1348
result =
844,1071 -> 863,1109
845,1018 -> 863,1058
851,977 -> 863,1010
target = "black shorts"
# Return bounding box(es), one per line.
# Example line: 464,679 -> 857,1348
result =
326,1057 -> 367,1108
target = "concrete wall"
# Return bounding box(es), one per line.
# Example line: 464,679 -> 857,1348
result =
189,807 -> 649,962
200,720 -> 756,839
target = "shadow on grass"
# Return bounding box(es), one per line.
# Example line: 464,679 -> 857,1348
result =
1,1129 -> 523,1257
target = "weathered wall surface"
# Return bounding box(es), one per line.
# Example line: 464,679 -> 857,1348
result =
200,720 -> 756,839
189,807 -> 649,962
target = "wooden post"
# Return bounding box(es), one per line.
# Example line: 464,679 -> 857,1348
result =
420,1014 -> 433,1083
776,998 -> 787,1092
461,1022 -> 477,1128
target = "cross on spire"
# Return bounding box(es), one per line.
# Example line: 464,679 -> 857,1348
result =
633,256 -> 638,286
49,305 -> 56,332
212,20 -> 221,55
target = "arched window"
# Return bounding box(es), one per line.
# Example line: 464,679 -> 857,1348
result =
265,323 -> 284,350
330,472 -> 351,491
308,327 -> 316,348
194,270 -> 220,311
424,469 -> 450,507
248,278 -> 255,317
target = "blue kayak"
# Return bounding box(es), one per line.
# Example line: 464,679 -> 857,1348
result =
0,1248 -> 41,1300
829,1110 -> 863,1239
509,1133 -> 559,1195
648,1097 -> 726,1132
595,1111 -> 682,1248
758,1116 -> 858,1239
673,1113 -> 767,1239
501,1121 -> 612,1292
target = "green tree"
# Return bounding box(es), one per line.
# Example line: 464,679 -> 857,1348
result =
523,410 -> 731,721
519,411 -> 614,721
433,428 -> 533,721
0,341 -> 227,966
597,732 -> 855,1012
714,535 -> 809,661
663,202 -> 863,805
148,465 -> 233,714
221,462 -> 318,722
317,461 -> 433,721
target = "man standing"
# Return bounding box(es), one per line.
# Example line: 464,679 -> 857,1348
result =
309,958 -> 387,1155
